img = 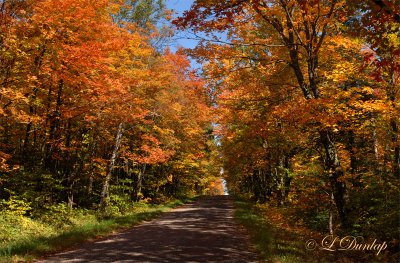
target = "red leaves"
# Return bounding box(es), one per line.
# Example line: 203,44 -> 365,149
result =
173,0 -> 247,31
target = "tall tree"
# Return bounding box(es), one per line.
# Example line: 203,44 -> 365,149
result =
175,0 -> 354,226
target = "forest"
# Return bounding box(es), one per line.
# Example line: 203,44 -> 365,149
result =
0,0 -> 399,262
174,0 -> 400,260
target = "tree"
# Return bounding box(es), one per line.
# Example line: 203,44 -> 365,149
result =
175,0 -> 355,226
0,0 -> 214,212
347,0 -> 400,177
175,0 -> 399,232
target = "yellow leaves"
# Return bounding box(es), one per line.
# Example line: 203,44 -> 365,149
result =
321,37 -> 363,79
108,2 -> 122,15
91,157 -> 108,177
167,174 -> 173,183
337,143 -> 351,171
384,31 -> 400,48
329,61 -> 359,83
171,102 -> 183,114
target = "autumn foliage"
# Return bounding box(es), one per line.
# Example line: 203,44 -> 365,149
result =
0,0 -> 216,215
175,0 -> 399,257
0,0 -> 399,259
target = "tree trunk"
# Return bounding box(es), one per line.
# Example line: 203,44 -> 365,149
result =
276,169 -> 285,207
388,69 -> 399,177
23,46 -> 45,159
67,191 -> 74,209
320,130 -> 349,227
87,138 -> 97,196
276,156 -> 291,207
329,192 -> 334,235
44,79 -> 63,169
390,119 -> 400,177
22,95 -> 36,158
23,121 -> 32,157
372,118 -> 379,161
134,164 -> 146,202
99,122 -> 124,210
283,156 -> 292,203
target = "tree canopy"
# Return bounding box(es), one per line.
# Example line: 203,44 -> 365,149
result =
0,0 -> 399,260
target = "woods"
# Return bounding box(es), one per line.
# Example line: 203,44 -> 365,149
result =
175,0 -> 399,256
0,0 -> 399,261
0,0 -> 216,216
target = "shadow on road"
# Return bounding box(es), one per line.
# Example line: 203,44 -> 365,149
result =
38,196 -> 259,263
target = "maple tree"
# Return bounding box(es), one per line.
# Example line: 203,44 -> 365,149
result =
176,0 -> 353,225
0,0 -> 215,214
175,0 -> 399,245
0,0 -> 398,258
347,0 -> 400,177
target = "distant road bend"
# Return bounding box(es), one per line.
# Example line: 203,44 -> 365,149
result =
38,196 -> 260,263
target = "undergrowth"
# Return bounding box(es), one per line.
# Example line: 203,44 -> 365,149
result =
234,198 -> 397,263
0,197 -> 192,262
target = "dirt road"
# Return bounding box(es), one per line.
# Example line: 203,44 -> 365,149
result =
38,196 -> 259,263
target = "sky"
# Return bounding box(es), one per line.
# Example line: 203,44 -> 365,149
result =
165,0 -> 199,52
164,1 -> 227,70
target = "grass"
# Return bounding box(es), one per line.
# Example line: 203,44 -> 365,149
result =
0,198 -> 193,263
233,198 -> 391,263
234,198 -> 308,263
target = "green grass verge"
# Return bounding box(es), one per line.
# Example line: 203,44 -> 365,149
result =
234,198 -> 395,263
0,198 -> 193,263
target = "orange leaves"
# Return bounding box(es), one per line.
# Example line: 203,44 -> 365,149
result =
0,0 -> 218,209
205,178 -> 225,195
123,134 -> 175,165
19,0 -> 136,120
176,0 -> 398,211
0,151 -> 11,173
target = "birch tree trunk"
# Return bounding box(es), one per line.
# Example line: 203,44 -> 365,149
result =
99,122 -> 124,210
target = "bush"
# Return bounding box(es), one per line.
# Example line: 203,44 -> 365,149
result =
0,198 -> 32,216
0,212 -> 55,244
35,203 -> 73,228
